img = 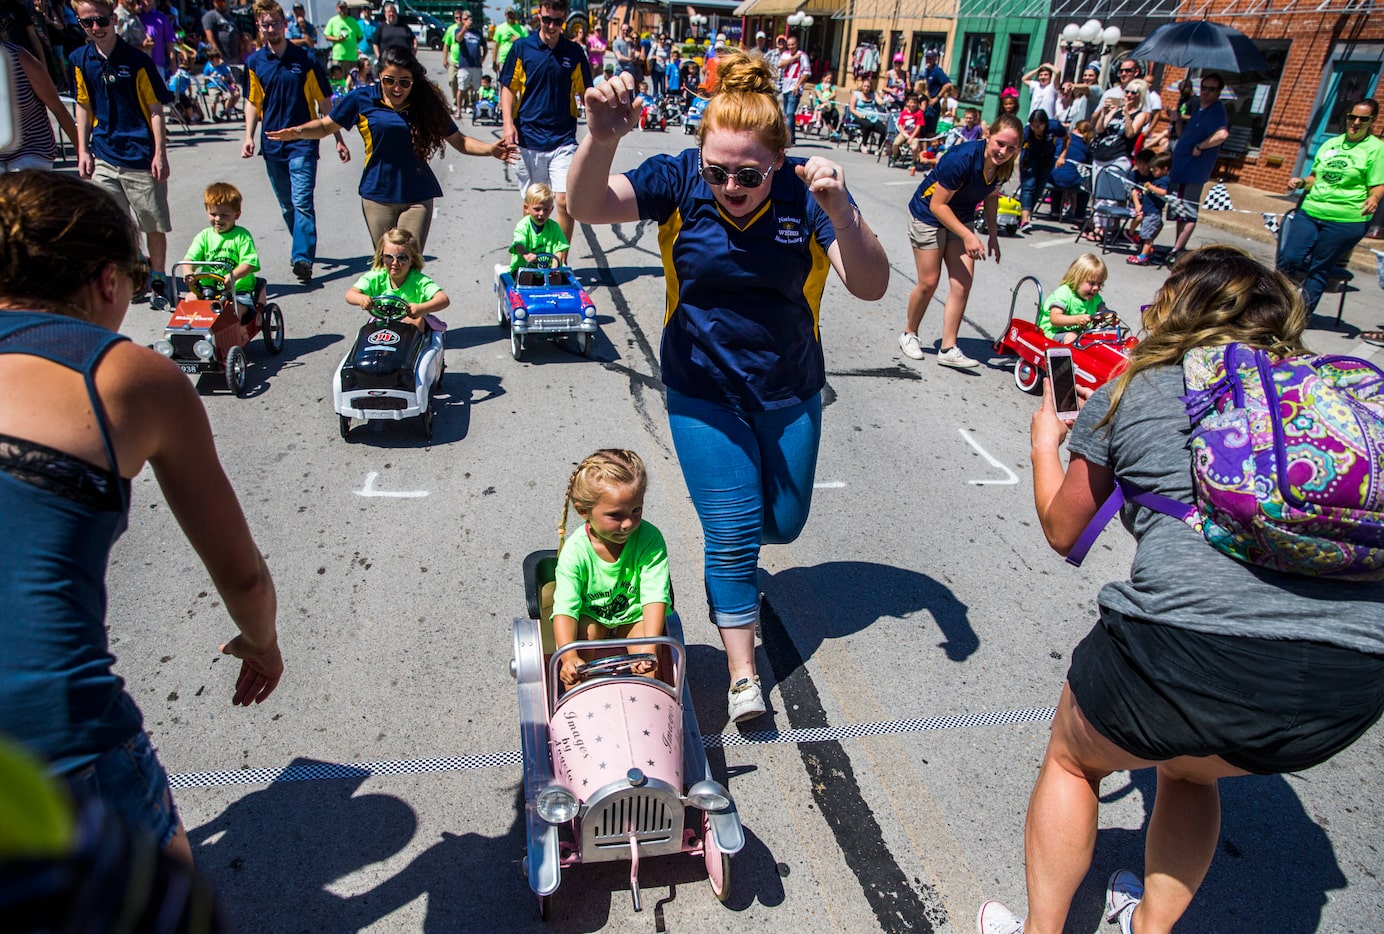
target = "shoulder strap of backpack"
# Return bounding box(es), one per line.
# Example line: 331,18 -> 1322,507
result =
1064,480 -> 1197,567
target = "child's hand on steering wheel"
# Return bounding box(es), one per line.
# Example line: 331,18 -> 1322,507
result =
559,652 -> 582,690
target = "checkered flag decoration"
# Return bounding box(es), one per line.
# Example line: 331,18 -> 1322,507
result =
1373,249 -> 1384,291
1262,213 -> 1282,235
1201,183 -> 1234,212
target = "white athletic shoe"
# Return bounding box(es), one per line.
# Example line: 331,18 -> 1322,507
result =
976,900 -> 1024,934
1104,870 -> 1143,934
727,676 -> 765,722
899,331 -> 926,360
937,346 -> 980,369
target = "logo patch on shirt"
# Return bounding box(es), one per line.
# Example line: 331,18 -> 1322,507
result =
775,215 -> 806,245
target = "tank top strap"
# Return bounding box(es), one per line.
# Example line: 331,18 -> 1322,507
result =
0,312 -> 131,508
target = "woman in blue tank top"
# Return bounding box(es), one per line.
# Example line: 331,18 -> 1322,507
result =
0,171 -> 282,866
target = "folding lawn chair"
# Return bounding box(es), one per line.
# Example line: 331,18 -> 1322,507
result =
1074,165 -> 1135,255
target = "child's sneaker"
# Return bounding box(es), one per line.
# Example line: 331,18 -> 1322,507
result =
1018,221 -> 1033,235
1126,254 -> 1151,266
976,900 -> 1024,934
727,676 -> 765,722
1104,870 -> 1143,934
148,272 -> 169,310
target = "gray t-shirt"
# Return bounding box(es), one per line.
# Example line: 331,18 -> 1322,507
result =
1068,366 -> 1384,655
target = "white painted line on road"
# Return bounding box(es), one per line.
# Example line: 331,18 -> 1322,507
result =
959,428 -> 1019,486
1032,238 -> 1073,249
883,180 -> 916,186
814,481 -> 847,488
354,471 -> 429,498
167,706 -> 1057,788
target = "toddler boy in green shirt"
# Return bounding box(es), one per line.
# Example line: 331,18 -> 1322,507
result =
182,182 -> 261,308
510,183 -> 570,273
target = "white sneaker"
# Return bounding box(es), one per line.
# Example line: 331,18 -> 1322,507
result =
727,676 -> 765,722
899,331 -> 925,359
937,346 -> 980,369
976,900 -> 1024,934
1104,870 -> 1142,933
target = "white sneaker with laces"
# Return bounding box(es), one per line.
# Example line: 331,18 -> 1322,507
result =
1104,870 -> 1143,934
976,900 -> 1024,934
899,331 -> 925,360
727,676 -> 765,722
937,346 -> 980,369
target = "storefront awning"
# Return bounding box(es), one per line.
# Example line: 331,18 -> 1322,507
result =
968,0 -> 1378,18
733,0 -> 807,15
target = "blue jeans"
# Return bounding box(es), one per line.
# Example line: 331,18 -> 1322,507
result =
667,388 -> 821,628
1019,164 -> 1055,214
782,91 -> 801,144
1276,210 -> 1369,311
651,67 -> 666,98
63,731 -> 179,848
264,154 -> 319,266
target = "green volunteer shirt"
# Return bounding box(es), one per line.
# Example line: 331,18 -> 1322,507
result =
352,267 -> 441,304
1304,133 -> 1384,224
1039,282 -> 1104,338
184,225 -> 260,293
552,521 -> 671,629
509,216 -> 570,272
442,23 -> 461,65
493,21 -> 526,70
325,14 -> 363,63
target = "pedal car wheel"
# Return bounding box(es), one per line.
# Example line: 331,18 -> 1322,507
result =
704,813 -> 731,902
339,414 -> 351,439
576,331 -> 593,357
262,303 -> 285,355
421,393 -> 434,440
537,893 -> 551,921
224,345 -> 249,397
510,328 -> 523,362
497,294 -> 508,328
1014,358 -> 1042,394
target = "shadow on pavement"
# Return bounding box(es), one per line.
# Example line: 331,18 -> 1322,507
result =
1068,768 -> 1344,933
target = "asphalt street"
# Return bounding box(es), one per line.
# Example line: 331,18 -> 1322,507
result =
102,54 -> 1384,933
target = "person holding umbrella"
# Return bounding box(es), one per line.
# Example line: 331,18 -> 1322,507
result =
1164,74 -> 1228,264
1277,98 -> 1384,319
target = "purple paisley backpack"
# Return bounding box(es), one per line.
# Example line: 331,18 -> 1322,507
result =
1068,343 -> 1384,581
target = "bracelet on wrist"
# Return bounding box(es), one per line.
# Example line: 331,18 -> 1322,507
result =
832,206 -> 860,231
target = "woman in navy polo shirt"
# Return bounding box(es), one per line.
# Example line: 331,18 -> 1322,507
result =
568,52 -> 889,723
898,113 -> 1022,369
269,45 -> 512,250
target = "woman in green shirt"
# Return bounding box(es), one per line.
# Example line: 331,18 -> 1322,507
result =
1278,98 -> 1384,319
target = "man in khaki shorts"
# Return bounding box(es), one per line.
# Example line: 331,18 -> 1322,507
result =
72,0 -> 175,307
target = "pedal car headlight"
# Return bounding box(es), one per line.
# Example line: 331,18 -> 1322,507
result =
686,780 -> 731,812
153,339 -> 173,357
194,339 -> 214,360
536,784 -> 579,823
512,307 -> 527,320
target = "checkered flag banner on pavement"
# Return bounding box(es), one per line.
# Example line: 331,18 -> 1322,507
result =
1262,213 -> 1281,235
1201,183 -> 1234,212
1373,250 -> 1384,290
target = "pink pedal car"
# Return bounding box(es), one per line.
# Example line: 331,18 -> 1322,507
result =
512,550 -> 744,919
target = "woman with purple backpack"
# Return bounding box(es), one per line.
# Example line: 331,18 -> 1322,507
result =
977,246 -> 1384,934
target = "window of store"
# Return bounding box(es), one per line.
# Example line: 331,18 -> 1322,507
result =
1191,40 -> 1288,154
910,31 -> 946,80
959,33 -> 993,104
1002,34 -> 1029,95
852,29 -> 883,79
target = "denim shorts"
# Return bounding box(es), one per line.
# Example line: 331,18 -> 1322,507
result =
64,732 -> 180,848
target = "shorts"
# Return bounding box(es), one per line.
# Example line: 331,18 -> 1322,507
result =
1068,608 -> 1384,774
0,153 -> 54,172
1166,182 -> 1203,221
93,159 -> 172,233
517,141 -> 577,195
907,217 -> 955,252
457,66 -> 482,91
63,731 -> 180,847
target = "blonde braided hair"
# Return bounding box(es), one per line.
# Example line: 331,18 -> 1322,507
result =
558,449 -> 648,549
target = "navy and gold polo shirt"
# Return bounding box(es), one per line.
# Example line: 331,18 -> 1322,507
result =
909,139 -> 1001,227
626,149 -> 841,412
243,42 -> 332,161
71,38 -> 173,170
499,33 -> 590,152
330,84 -> 458,203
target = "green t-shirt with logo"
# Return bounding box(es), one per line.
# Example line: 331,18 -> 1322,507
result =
1039,282 -> 1104,338
184,225 -> 260,293
1304,133 -> 1384,224
493,22 -> 527,71
352,267 -> 441,305
509,216 -> 570,272
552,520 -> 671,629
325,14 -> 364,63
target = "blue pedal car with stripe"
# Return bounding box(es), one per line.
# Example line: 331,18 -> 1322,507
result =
493,253 -> 598,362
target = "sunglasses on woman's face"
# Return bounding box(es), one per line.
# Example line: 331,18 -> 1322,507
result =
1346,114 -> 1374,124
382,252 -> 410,264
699,152 -> 775,189
123,258 -> 150,294
380,75 -> 413,89
79,15 -> 112,27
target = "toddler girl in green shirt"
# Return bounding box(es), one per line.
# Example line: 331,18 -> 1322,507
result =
552,449 -> 671,691
345,228 -> 450,333
1040,253 -> 1110,343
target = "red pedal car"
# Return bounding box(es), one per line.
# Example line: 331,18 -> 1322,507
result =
991,275 -> 1138,394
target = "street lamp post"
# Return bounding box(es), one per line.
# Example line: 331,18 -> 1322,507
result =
689,12 -> 707,42
1059,18 -> 1121,88
786,10 -> 814,38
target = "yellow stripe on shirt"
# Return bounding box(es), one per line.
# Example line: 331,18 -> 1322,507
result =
658,208 -> 684,326
357,114 -> 374,164
135,69 -> 160,133
247,69 -> 265,109
303,70 -> 326,114
801,235 -> 831,340
74,67 -> 89,108
569,64 -> 586,119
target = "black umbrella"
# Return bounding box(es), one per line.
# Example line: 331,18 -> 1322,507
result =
1125,20 -> 1271,74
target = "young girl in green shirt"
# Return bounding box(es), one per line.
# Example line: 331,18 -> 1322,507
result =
345,228 -> 450,333
1040,253 -> 1110,343
552,450 -> 671,691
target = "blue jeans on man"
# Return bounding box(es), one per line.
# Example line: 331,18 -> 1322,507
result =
1276,210 -> 1369,312
264,155 -> 319,266
783,90 -> 801,145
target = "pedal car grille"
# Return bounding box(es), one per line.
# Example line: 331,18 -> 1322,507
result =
352,396 -> 408,410
170,334 -> 201,359
524,314 -> 582,331
579,789 -> 683,861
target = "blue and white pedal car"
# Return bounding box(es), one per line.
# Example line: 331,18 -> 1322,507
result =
494,253 -> 598,362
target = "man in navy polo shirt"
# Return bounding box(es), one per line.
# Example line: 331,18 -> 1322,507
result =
500,0 -> 591,240
71,0 -> 175,307
242,0 -> 350,283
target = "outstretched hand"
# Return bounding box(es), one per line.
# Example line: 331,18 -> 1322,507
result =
220,634 -> 284,706
583,73 -> 643,143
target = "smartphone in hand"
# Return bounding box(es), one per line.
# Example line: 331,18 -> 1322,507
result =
1046,347 -> 1081,420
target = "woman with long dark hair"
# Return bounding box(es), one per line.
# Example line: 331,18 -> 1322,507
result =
270,45 -> 514,249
